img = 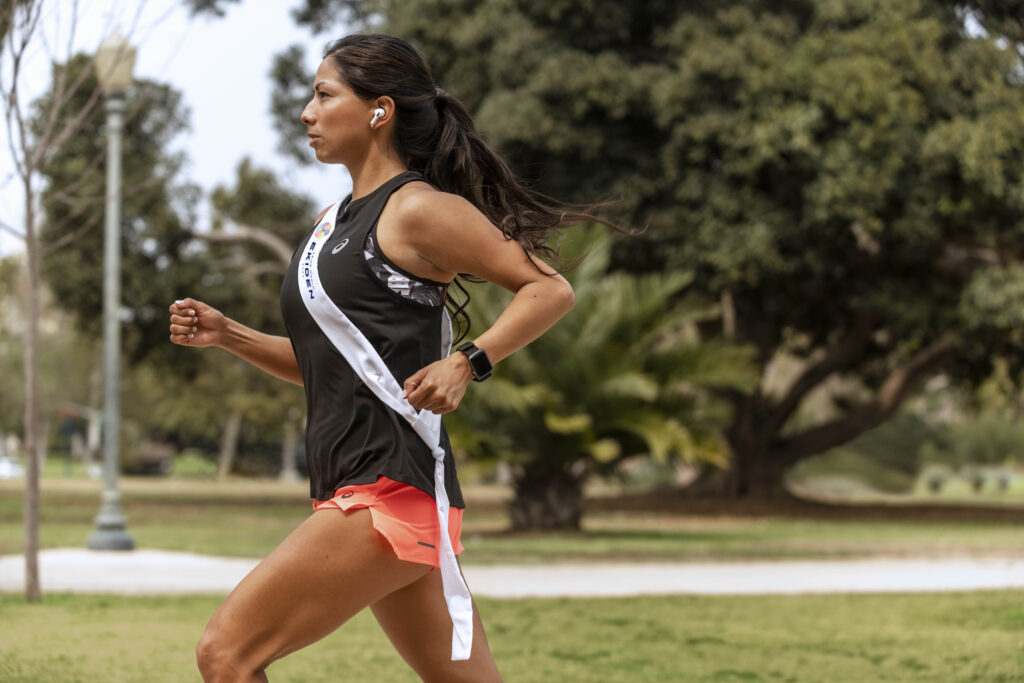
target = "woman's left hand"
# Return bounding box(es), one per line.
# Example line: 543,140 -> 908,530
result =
403,354 -> 475,414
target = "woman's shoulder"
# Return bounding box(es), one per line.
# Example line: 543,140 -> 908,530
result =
392,180 -> 463,210
389,181 -> 477,233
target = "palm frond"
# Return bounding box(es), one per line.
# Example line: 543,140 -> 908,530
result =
472,377 -> 550,416
608,411 -> 696,462
650,339 -> 759,391
544,410 -> 594,435
598,372 -> 660,401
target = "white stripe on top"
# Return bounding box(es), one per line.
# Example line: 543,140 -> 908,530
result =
297,202 -> 473,661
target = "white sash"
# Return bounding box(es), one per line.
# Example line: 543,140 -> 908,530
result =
299,201 -> 473,661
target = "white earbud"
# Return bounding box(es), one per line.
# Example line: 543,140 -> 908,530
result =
370,107 -> 386,128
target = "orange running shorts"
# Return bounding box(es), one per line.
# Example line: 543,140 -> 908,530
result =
312,475 -> 464,568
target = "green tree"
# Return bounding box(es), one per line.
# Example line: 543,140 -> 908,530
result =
93,158 -> 315,479
34,54 -> 203,367
367,0 -> 1024,498
33,55 -> 311,479
447,228 -> 757,529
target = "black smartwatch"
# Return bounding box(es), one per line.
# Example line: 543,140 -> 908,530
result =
456,341 -> 492,382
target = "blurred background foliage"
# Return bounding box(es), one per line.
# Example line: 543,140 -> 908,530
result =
446,227 -> 758,528
5,0 -> 1024,529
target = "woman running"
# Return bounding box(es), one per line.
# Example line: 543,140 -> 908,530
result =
169,33 -> 606,682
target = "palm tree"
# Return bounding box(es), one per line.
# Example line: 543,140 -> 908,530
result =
448,228 -> 757,529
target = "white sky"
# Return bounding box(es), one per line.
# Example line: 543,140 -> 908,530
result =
0,0 -> 352,256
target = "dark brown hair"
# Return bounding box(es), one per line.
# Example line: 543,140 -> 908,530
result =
323,34 -> 622,339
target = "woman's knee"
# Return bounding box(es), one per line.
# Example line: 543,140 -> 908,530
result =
196,618 -> 264,682
196,623 -> 231,681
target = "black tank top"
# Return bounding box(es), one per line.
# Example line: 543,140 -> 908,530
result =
280,171 -> 464,506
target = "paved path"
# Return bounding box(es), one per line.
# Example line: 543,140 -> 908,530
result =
2,549 -> 1023,597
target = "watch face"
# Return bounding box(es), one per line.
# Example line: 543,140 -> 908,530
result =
459,343 -> 491,379
468,351 -> 489,375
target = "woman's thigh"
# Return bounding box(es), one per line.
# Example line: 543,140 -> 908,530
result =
199,507 -> 431,673
370,567 -> 504,683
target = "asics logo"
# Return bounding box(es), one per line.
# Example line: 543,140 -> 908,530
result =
331,238 -> 350,254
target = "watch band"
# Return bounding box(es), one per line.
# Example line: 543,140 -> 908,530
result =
456,341 -> 492,382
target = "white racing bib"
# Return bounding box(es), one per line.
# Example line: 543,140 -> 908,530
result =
298,202 -> 473,661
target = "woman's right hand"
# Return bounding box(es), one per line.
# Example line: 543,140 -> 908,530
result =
169,297 -> 228,348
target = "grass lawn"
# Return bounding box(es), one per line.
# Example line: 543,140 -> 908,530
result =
0,591 -> 1022,682
2,475 -> 1024,563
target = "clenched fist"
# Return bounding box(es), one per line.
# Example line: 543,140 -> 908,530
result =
168,297 -> 228,348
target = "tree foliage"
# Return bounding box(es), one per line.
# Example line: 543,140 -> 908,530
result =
167,158 -> 313,473
34,54 -> 202,367
447,228 -> 757,528
268,45 -> 315,164
180,0 -> 243,18
30,52 -> 313,474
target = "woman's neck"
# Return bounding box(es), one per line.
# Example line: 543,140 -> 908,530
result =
348,150 -> 408,201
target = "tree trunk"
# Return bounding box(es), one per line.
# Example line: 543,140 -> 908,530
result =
508,460 -> 585,530
22,181 -> 41,603
683,394 -> 792,499
685,453 -> 793,499
687,334 -> 957,499
217,410 -> 243,480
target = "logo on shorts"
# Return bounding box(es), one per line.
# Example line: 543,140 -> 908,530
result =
340,491 -> 354,499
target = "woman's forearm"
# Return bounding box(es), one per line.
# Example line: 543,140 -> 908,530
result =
220,318 -> 304,386
470,278 -> 575,365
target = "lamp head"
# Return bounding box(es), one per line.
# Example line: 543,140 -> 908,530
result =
94,32 -> 136,93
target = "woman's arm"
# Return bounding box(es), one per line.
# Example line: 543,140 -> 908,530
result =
168,297 -> 303,386
390,188 -> 575,414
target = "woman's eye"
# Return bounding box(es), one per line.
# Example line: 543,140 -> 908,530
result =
317,91 -> 328,99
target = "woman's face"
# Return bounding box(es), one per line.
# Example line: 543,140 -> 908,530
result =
300,59 -> 373,164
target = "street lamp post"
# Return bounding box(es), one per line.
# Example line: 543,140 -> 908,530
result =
87,32 -> 136,551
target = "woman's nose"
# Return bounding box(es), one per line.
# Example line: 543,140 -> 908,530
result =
301,104 -> 315,125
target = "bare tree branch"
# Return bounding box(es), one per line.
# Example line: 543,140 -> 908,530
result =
33,72 -> 103,171
42,212 -> 100,253
243,260 -> 288,279
193,223 -> 293,268
2,0 -> 43,181
774,334 -> 958,464
0,218 -> 25,238
31,4 -> 106,175
764,312 -> 878,436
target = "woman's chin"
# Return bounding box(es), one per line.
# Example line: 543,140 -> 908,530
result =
313,149 -> 345,165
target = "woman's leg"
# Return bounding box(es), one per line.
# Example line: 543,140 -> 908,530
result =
195,507 -> 430,683
370,566 -> 504,683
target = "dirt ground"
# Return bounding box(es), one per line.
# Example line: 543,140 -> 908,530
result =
595,489 -> 1024,523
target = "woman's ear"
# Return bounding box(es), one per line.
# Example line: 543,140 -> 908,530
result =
370,96 -> 396,128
